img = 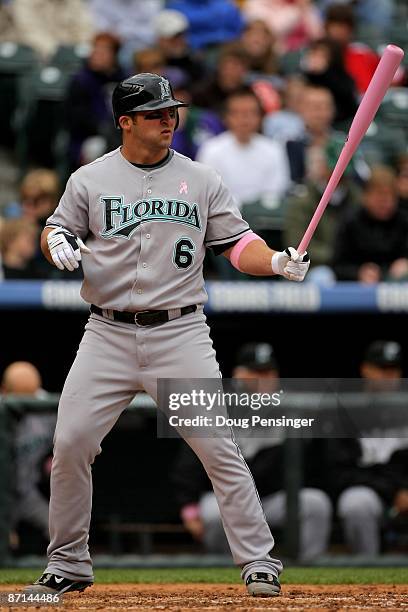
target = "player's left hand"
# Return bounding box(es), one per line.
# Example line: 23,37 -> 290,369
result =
272,247 -> 310,281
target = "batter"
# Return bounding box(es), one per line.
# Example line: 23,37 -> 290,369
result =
24,74 -> 310,598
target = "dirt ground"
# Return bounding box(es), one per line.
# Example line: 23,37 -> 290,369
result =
0,583 -> 407,611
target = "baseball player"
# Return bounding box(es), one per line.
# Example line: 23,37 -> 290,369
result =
24,73 -> 310,598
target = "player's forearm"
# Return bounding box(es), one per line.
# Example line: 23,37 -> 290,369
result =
224,240 -> 277,276
40,227 -> 55,265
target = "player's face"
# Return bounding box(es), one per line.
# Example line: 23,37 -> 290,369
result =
131,107 -> 177,150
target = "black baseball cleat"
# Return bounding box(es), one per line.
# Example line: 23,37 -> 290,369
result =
246,572 -> 281,597
23,572 -> 93,596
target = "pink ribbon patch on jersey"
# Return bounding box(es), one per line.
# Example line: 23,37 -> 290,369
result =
179,180 -> 188,194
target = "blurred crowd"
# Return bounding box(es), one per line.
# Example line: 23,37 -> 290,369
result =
0,0 -> 407,282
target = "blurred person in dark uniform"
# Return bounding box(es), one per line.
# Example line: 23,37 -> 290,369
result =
1,362 -> 56,550
172,342 -> 332,561
324,341 -> 408,555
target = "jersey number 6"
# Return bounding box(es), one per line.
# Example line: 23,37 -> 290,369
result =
173,237 -> 195,270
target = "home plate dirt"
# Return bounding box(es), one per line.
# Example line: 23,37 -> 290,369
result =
1,583 -> 407,611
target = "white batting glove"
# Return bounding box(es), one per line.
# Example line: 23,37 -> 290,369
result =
47,227 -> 91,271
271,247 -> 310,282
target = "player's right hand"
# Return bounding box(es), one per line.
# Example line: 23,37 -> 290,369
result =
47,226 -> 91,271
271,247 -> 310,281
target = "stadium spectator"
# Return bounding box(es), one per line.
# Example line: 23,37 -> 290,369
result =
0,217 -> 3,281
263,75 -> 306,143
0,218 -> 40,279
0,1 -> 17,43
2,169 -> 84,279
11,0 -> 94,62
168,69 -> 224,160
167,0 -> 244,50
133,48 -> 166,75
153,9 -> 206,82
172,342 -> 332,561
396,154 -> 408,214
283,136 -> 360,282
1,361 -> 56,551
88,0 -> 163,72
285,84 -> 336,184
64,32 -> 124,171
323,4 -> 380,95
240,18 -> 279,77
192,45 -> 250,114
325,341 -> 408,555
196,87 -> 290,207
243,0 -> 323,54
332,166 -> 408,283
300,37 -> 358,124
3,169 -> 59,226
318,0 -> 394,35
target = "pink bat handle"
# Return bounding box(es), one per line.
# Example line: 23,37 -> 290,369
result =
297,44 -> 404,255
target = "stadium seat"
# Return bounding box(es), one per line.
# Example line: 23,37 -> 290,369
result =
49,44 -> 90,74
241,197 -> 285,251
355,25 -> 387,51
15,65 -> 70,171
387,24 -> 408,50
0,42 -> 39,149
377,88 -> 408,137
360,120 -> 407,166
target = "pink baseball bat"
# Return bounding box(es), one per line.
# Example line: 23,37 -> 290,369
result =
297,44 -> 404,255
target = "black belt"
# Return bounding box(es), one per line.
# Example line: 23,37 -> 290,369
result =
90,304 -> 197,326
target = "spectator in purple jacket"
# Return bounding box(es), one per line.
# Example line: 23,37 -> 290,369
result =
64,32 -> 125,171
167,68 -> 224,159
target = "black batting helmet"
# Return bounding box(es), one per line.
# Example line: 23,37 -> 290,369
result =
112,73 -> 188,129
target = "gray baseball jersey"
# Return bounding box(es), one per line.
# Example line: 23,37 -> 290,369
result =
47,148 -> 251,310
43,146 -> 282,586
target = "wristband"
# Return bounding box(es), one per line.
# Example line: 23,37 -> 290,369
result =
230,232 -> 265,271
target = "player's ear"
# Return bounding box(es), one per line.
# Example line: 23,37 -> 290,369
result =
119,115 -> 134,131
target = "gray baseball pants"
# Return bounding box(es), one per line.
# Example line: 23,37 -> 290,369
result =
45,311 -> 282,582
337,485 -> 384,554
200,487 -> 332,561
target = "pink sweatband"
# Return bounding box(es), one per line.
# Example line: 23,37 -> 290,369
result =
230,232 -> 265,271
181,503 -> 200,521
